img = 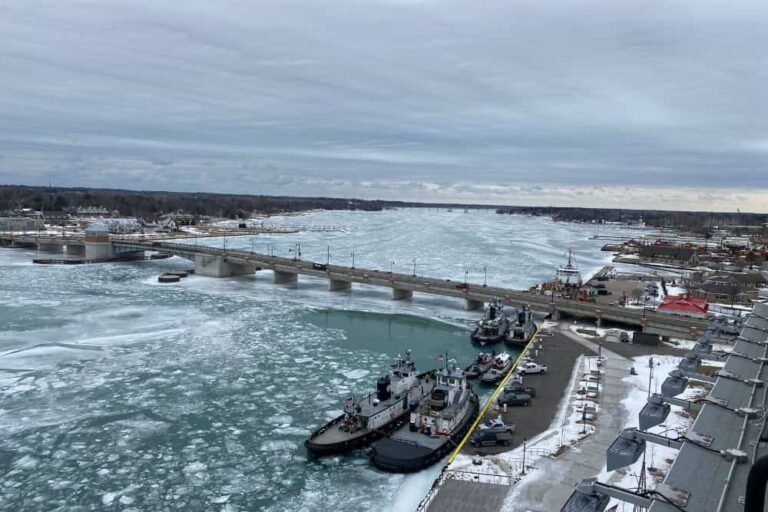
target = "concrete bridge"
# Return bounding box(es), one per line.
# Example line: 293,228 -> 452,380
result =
108,239 -> 708,339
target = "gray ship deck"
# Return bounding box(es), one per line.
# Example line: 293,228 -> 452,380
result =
390,427 -> 448,450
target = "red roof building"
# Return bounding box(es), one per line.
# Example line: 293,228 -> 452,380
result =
658,294 -> 709,319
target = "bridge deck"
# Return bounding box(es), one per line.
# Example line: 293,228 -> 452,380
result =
108,240 -> 707,337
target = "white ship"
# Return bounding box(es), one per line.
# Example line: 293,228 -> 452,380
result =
556,248 -> 583,288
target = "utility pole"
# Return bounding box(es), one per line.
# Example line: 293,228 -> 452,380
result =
521,438 -> 527,475
412,258 -> 416,277
483,266 -> 487,286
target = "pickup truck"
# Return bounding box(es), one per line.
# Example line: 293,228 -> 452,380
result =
497,391 -> 532,407
518,362 -> 548,375
504,384 -> 536,397
470,429 -> 514,447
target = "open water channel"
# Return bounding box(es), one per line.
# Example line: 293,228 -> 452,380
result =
0,209 -> 632,511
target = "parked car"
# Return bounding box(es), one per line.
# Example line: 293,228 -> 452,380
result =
470,430 -> 514,447
619,331 -> 630,343
505,384 -> 536,397
455,283 -> 469,290
312,263 -> 327,271
497,391 -> 532,407
518,362 -> 548,375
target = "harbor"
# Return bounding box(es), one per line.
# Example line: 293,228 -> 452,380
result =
0,208 -> 764,512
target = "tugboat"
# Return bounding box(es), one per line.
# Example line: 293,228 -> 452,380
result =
305,351 -> 436,458
479,352 -> 514,385
370,360 -> 479,472
470,300 -> 509,345
506,306 -> 537,348
556,248 -> 583,288
465,351 -> 495,379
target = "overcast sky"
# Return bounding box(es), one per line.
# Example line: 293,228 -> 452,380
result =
1,0 -> 766,211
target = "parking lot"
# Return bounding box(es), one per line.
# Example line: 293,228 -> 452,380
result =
463,332 -> 596,456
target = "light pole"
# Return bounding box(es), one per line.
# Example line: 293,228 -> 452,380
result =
521,438 -> 527,475
464,269 -> 469,285
327,245 -> 330,265
483,266 -> 487,287
412,258 -> 416,277
391,261 -> 395,275
351,250 -> 355,269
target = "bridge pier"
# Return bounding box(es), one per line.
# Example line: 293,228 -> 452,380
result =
64,244 -> 85,257
465,299 -> 484,311
37,241 -> 63,253
595,309 -> 603,328
273,270 -> 298,284
391,288 -> 413,301
195,254 -> 256,277
548,303 -> 560,321
329,278 -> 351,291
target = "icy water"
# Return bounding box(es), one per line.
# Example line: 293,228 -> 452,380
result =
0,209 -> 632,511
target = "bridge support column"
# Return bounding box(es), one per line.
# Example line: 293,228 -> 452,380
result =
64,244 -> 85,257
84,241 -> 115,261
465,299 -> 484,311
195,255 -> 256,277
595,309 -> 602,328
548,303 -> 560,321
640,318 -> 649,333
391,288 -> 413,300
37,242 -> 62,253
329,278 -> 351,291
273,270 -> 298,284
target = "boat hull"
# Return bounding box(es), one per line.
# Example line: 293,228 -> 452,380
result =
369,398 -> 480,473
470,331 -> 507,345
479,364 -> 513,385
305,409 -> 411,458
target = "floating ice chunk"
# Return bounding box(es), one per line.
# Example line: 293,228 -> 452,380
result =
119,495 -> 135,505
341,369 -> 370,380
13,455 -> 38,469
102,492 -> 117,505
183,462 -> 208,474
211,495 -> 230,504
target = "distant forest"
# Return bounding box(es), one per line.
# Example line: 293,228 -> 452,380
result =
1,185 -> 765,234
495,206 -> 768,234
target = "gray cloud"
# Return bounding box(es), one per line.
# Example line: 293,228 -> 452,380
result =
0,0 -> 766,209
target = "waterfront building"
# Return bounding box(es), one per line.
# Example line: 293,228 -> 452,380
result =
637,245 -> 698,266
657,294 -> 709,318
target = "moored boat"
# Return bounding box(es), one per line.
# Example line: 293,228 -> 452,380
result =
479,352 -> 513,385
470,301 -> 509,345
556,248 -> 583,288
465,351 -> 494,379
506,306 -> 537,348
370,362 -> 479,473
305,351 -> 436,458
